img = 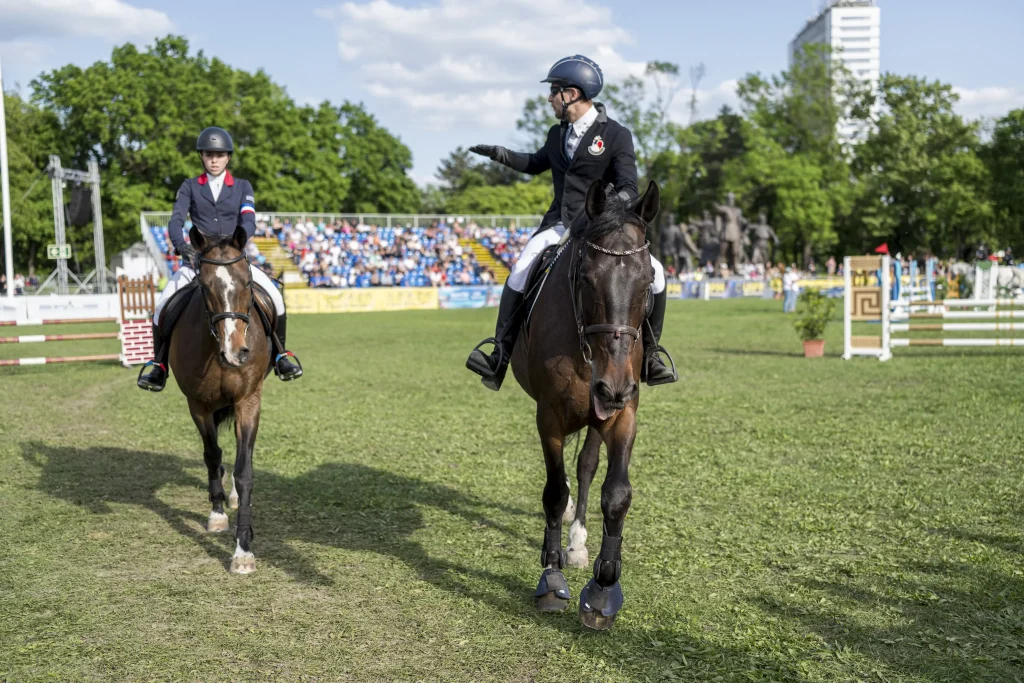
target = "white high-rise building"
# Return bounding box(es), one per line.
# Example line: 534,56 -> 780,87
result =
789,0 -> 881,144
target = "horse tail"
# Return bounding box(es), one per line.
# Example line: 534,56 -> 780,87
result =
213,406 -> 235,433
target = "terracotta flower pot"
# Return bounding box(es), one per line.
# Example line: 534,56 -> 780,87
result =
802,340 -> 825,358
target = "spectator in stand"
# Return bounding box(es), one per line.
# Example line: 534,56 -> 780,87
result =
826,255 -> 837,277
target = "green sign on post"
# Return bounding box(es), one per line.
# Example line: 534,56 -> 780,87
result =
47,244 -> 71,260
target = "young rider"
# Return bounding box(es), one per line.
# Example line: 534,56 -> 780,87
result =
137,127 -> 303,391
465,55 -> 677,390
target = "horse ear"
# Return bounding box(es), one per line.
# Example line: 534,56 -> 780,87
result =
232,226 -> 248,251
585,179 -> 606,219
189,227 -> 204,252
638,181 -> 660,228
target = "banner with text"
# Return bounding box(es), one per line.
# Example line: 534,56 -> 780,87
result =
285,287 -> 439,314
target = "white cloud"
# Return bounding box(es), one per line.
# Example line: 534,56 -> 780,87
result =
669,79 -> 742,124
953,86 -> 1024,121
318,0 -> 647,130
0,0 -> 173,42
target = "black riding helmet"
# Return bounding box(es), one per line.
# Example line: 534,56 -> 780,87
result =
541,55 -> 604,100
196,126 -> 234,153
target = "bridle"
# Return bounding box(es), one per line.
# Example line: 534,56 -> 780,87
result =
194,247 -> 254,342
570,231 -> 651,364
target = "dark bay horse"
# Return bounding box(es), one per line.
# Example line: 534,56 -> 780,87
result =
511,180 -> 660,630
169,226 -> 272,574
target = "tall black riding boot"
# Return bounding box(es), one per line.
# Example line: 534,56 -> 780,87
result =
466,285 -> 524,391
273,314 -> 303,381
137,324 -> 169,392
644,288 -> 678,386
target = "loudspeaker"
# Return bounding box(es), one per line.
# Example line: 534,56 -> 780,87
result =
67,185 -> 92,227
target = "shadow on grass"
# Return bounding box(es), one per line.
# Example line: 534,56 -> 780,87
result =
751,558 -> 1024,680
20,440 -> 828,678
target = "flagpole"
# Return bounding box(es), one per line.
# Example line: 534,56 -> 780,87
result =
0,57 -> 14,300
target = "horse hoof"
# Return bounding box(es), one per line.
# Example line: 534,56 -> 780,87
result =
562,496 -> 577,524
228,493 -> 239,510
534,568 -> 571,613
207,511 -> 229,533
579,579 -> 623,631
566,547 -> 589,569
230,554 -> 256,575
536,592 -> 570,613
580,607 -> 618,631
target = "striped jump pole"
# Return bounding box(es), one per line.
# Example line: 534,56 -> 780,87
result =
0,317 -> 119,327
890,323 -> 1024,332
891,338 -> 1024,348
0,354 -> 122,367
0,332 -> 120,344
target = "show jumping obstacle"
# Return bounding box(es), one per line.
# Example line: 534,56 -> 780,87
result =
0,276 -> 154,367
843,255 -> 1024,361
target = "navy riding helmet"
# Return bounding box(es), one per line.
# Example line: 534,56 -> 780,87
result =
541,55 -> 604,100
196,126 -> 234,153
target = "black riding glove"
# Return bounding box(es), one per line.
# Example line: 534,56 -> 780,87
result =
178,243 -> 196,269
469,145 -> 511,166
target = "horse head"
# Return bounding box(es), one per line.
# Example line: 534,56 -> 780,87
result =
574,180 -> 660,421
189,226 -> 254,368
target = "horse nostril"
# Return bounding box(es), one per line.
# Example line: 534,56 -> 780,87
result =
619,382 -> 638,404
593,380 -> 614,402
238,347 -> 250,362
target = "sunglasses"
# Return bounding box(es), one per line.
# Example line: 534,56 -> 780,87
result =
549,84 -> 573,96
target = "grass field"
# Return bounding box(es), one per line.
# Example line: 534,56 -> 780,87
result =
2,299 -> 1024,682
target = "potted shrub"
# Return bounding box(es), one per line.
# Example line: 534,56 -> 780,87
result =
793,289 -> 837,357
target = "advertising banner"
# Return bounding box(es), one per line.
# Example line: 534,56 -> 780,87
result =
438,285 -> 503,310
285,287 -> 439,314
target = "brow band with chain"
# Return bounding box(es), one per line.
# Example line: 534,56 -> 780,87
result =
585,240 -> 651,256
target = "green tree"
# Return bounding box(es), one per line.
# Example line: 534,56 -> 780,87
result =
336,102 -> 419,213
515,96 -> 558,150
983,109 -> 1024,250
444,177 -> 553,215
853,75 -> 992,258
724,44 -> 865,263
1,92 -> 63,276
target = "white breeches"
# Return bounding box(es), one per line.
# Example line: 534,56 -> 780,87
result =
153,265 -> 285,326
506,225 -> 666,295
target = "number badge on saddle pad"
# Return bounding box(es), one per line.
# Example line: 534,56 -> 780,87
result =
588,136 -> 605,156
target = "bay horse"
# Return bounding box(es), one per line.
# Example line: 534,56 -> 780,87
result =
169,226 -> 272,574
510,180 -> 660,630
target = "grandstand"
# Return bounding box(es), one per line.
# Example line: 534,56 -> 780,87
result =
140,213 -> 540,288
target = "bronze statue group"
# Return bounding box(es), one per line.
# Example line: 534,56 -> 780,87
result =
660,192 -> 780,277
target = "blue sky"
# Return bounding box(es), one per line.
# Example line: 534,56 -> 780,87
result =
2,0 -> 1021,187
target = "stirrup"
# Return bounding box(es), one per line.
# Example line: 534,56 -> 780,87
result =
645,345 -> 678,386
137,361 -> 167,392
274,351 -> 303,381
466,337 -> 505,378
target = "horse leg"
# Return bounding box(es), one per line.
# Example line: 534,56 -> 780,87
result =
230,393 -> 261,575
580,413 -> 636,631
534,408 -> 571,612
566,427 -> 602,568
189,402 -> 228,533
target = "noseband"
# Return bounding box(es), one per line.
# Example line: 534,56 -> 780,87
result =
570,236 -> 651,364
195,249 -> 254,342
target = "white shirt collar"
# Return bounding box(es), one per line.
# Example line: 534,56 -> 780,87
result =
569,104 -> 598,137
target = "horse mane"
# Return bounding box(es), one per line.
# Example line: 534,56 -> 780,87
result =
571,195 -> 646,242
198,231 -> 242,253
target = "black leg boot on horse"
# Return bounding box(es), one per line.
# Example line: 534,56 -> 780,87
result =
465,286 -> 524,391
272,314 -> 303,381
138,289 -> 195,392
642,288 -> 678,386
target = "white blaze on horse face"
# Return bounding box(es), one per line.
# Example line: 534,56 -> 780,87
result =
214,266 -> 245,363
